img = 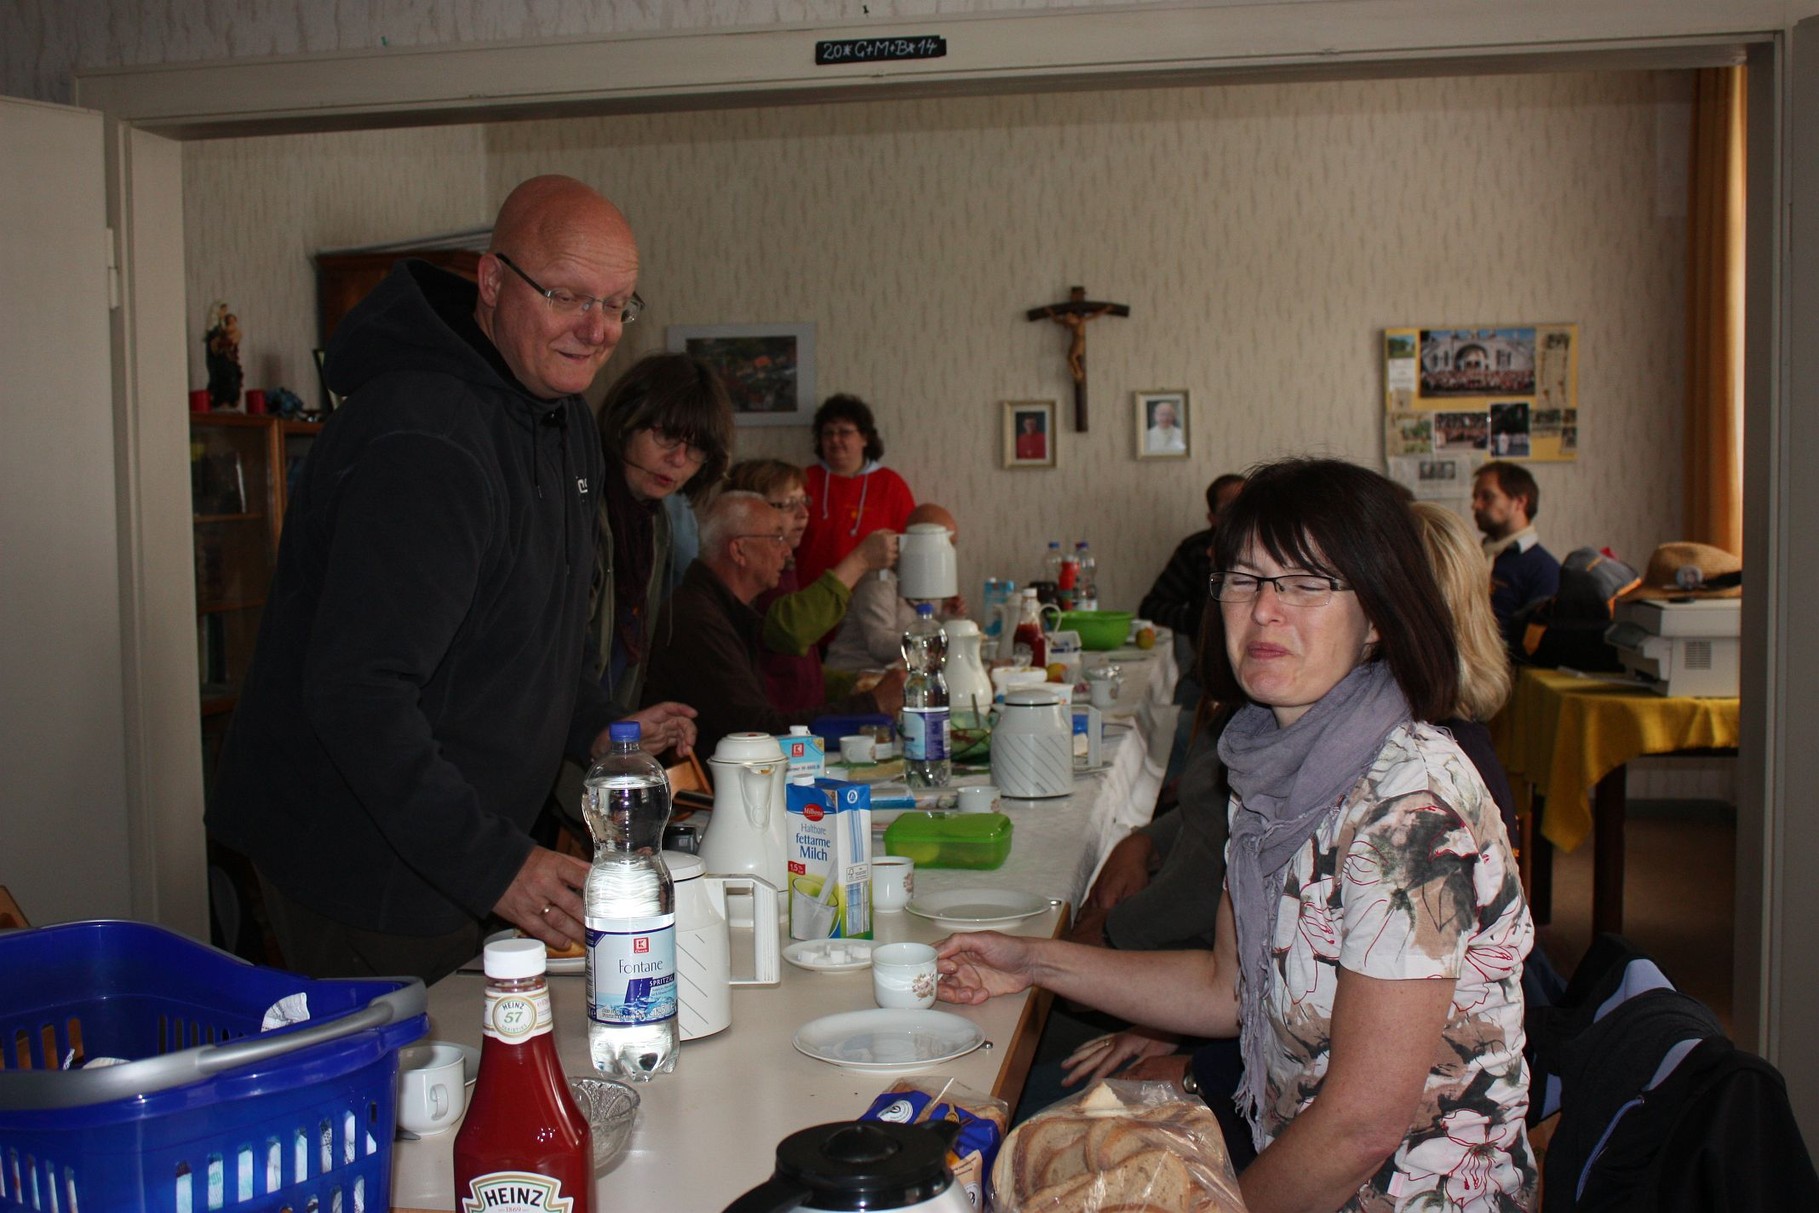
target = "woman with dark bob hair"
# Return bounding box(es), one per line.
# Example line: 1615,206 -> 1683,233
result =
795,393 -> 916,590
589,352 -> 733,712
938,457 -> 1535,1211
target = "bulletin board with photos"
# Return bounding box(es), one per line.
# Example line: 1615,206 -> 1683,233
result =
1382,326 -> 1580,477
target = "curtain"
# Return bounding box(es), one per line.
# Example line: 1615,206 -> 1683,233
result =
1683,66 -> 1746,555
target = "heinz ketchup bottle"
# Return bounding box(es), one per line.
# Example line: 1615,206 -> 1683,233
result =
453,937 -> 593,1212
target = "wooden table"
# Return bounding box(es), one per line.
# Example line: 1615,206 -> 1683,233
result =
392,642 -> 1180,1211
1489,666 -> 1739,934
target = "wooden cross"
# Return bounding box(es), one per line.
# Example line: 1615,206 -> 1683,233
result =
1026,285 -> 1130,431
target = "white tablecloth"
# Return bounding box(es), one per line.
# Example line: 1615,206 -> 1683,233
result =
907,642 -> 1178,913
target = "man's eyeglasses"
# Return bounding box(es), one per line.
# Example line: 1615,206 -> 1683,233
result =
495,253 -> 645,324
767,496 -> 810,513
735,532 -> 791,546
1209,571 -> 1352,608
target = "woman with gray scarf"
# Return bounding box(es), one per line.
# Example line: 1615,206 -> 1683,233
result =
936,458 -> 1535,1211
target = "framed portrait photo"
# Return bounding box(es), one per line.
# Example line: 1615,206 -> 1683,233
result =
1002,400 -> 1057,469
665,322 -> 815,426
1135,390 -> 1189,460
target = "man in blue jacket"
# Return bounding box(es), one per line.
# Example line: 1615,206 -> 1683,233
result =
1473,459 -> 1561,657
210,176 -> 695,982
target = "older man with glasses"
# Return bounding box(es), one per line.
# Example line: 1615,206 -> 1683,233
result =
209,175 -> 697,985
642,492 -> 907,755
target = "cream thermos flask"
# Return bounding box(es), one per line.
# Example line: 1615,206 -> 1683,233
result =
667,850 -> 779,1041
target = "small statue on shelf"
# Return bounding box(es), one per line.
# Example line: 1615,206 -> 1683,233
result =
204,301 -> 244,408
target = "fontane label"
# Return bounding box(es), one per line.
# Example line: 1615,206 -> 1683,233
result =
814,36 -> 947,65
901,707 -> 950,761
460,1171 -> 576,1212
585,914 -> 678,1025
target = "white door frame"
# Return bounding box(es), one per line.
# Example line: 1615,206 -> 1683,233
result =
78,1 -> 1818,1128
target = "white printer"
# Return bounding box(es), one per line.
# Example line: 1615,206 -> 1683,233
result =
1604,597 -> 1741,697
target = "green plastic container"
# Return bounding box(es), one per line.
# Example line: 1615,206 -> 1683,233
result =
882,811 -> 1012,870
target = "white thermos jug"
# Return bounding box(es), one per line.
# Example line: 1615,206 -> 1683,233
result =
668,850 -> 780,1041
990,688 -> 1074,798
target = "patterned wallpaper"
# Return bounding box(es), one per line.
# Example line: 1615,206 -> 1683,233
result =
184,70 -> 1689,614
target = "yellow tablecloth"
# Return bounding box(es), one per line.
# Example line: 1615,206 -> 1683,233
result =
1489,667 -> 1740,852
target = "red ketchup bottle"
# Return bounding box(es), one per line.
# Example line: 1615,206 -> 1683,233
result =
1012,589 -> 1048,670
453,938 -> 593,1212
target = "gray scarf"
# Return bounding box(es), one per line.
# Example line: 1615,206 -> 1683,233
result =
1218,660 -> 1411,1148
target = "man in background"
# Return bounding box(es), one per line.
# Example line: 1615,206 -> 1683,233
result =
1139,472 -> 1245,783
1473,459 -> 1561,655
643,492 -> 906,754
210,175 -> 696,983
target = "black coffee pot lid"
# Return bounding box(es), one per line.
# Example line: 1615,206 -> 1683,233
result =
726,1119 -> 958,1212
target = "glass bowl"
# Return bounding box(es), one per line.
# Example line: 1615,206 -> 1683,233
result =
567,1076 -> 640,1170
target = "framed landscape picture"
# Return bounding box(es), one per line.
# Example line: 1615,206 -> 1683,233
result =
1003,400 -> 1057,469
665,322 -> 815,426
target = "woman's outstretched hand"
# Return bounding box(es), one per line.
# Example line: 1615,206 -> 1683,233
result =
933,931 -> 1039,1005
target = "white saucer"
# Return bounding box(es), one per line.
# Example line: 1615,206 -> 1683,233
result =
484,929 -> 584,975
905,888 -> 1050,931
793,1008 -> 985,1071
783,938 -> 876,973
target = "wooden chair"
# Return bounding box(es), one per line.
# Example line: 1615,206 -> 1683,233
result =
552,751 -> 714,859
666,752 -> 714,818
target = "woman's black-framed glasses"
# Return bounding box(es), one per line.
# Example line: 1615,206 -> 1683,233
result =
1209,571 -> 1351,608
495,252 -> 644,324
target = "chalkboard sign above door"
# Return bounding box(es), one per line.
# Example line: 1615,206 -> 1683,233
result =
815,36 -> 947,65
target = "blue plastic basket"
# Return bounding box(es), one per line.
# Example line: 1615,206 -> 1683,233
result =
0,921 -> 427,1213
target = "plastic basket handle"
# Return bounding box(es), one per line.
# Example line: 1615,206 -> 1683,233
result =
0,982 -> 427,1112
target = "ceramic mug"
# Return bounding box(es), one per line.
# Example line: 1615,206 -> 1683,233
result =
840,734 -> 876,765
871,942 -> 939,1010
956,785 -> 1000,813
396,1041 -> 468,1134
871,855 -> 915,913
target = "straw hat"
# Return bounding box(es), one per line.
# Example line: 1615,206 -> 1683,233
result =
1625,541 -> 1742,599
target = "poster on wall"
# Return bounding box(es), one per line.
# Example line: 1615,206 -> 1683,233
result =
1382,323 -> 1578,462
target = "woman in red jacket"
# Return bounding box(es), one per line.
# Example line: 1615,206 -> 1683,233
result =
796,394 -> 915,589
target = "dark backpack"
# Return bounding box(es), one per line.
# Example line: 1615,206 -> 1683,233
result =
1527,935 -> 1819,1212
1517,547 -> 1640,670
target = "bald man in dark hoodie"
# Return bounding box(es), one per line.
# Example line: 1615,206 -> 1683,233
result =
211,176 -> 695,983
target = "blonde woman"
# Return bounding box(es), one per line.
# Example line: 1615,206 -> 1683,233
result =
1414,501 -> 1513,721
1413,500 -> 1517,841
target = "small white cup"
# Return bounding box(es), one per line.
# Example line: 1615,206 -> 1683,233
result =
840,734 -> 876,765
956,785 -> 1000,814
1088,678 -> 1117,708
871,941 -> 939,1010
397,1041 -> 468,1134
871,856 -> 915,913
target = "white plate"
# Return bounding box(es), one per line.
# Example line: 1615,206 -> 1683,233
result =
783,938 -> 876,973
483,929 -> 584,975
793,1009 -> 985,1071
905,888 -> 1051,930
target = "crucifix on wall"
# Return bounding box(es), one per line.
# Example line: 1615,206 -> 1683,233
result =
1026,285 -> 1130,431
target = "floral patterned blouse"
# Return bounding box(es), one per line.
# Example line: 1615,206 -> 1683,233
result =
1252,721 -> 1538,1210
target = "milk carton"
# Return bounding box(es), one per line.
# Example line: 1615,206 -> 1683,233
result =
785,779 -> 872,940
779,726 -> 826,784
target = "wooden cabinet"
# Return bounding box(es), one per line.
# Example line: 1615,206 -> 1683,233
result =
190,413 -> 320,749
